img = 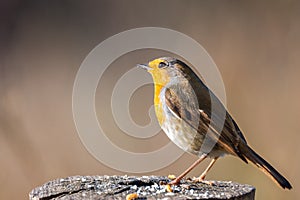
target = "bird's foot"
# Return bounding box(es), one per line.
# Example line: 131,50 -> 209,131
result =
168,178 -> 181,185
192,177 -> 215,186
164,175 -> 180,193
167,174 -> 181,185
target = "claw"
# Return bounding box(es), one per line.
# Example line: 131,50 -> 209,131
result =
168,178 -> 181,185
193,177 -> 215,186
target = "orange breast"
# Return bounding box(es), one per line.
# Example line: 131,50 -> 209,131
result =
153,84 -> 165,126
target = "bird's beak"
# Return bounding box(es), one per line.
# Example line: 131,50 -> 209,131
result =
137,63 -> 151,71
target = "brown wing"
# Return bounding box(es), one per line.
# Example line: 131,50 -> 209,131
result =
164,85 -> 248,162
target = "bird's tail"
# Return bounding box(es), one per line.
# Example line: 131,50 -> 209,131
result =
239,144 -> 292,189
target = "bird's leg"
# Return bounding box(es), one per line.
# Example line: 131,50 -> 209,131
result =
194,157 -> 219,184
199,157 -> 218,180
168,154 -> 207,185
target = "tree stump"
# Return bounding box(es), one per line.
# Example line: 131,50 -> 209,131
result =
29,175 -> 255,200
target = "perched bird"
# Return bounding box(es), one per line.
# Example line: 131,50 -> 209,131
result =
137,57 -> 292,189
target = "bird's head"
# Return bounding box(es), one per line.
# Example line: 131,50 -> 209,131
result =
137,57 -> 192,86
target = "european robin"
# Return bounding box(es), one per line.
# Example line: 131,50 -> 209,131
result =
137,57 -> 292,189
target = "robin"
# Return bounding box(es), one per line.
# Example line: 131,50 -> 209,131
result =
137,57 -> 292,189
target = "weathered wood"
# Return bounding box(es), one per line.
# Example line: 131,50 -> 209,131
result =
29,175 -> 255,200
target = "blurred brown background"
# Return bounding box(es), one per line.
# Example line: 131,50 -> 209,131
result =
1,0 -> 299,199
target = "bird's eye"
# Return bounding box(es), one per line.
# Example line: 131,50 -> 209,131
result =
158,62 -> 167,68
